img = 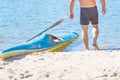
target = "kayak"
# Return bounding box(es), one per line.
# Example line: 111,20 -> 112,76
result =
0,32 -> 79,59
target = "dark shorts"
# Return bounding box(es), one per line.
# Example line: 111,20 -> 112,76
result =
80,6 -> 98,25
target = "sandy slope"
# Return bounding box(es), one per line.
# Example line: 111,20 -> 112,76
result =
0,50 -> 120,80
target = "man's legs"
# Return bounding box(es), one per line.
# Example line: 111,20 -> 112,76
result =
92,24 -> 99,50
81,25 -> 89,50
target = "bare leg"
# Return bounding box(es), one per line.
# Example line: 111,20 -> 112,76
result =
92,24 -> 99,50
81,25 -> 89,50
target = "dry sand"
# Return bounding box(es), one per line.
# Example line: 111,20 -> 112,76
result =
0,50 -> 120,80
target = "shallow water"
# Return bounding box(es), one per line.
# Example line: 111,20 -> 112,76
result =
0,0 -> 120,51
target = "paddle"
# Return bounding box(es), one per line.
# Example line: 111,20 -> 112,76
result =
27,14 -> 68,42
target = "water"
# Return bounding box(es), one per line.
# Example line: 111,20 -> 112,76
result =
0,0 -> 120,51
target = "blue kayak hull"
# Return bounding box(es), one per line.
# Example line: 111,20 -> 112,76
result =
0,32 -> 79,59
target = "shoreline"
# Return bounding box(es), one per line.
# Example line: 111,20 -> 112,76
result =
0,50 -> 120,80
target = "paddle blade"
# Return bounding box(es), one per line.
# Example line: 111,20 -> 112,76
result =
50,14 -> 68,28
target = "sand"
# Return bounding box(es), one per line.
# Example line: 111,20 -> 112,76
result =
0,50 -> 120,80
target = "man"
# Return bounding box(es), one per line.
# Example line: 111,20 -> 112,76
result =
69,0 -> 106,50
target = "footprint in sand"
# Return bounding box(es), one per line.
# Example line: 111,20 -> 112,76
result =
3,62 -> 9,65
0,66 -> 4,69
20,71 -> 33,79
20,74 -> 33,79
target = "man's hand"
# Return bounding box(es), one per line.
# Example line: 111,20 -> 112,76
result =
69,12 -> 74,19
102,7 -> 106,15
100,0 -> 106,15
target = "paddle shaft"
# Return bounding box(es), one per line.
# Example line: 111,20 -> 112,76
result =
26,14 -> 67,42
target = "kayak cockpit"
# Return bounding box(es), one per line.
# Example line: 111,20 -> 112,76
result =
48,34 -> 62,43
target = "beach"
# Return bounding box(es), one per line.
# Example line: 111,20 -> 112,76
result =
0,0 -> 120,80
0,50 -> 120,80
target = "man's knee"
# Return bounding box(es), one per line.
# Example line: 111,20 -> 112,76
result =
81,25 -> 88,32
92,24 -> 98,28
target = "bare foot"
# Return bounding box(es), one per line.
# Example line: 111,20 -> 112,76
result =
92,43 -> 99,50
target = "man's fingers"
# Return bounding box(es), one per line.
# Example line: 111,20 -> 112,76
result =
69,13 -> 74,19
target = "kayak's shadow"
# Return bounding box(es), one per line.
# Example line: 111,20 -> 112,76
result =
4,54 -> 26,62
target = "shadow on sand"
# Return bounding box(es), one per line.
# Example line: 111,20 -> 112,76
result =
2,47 -> 120,62
3,54 -> 26,62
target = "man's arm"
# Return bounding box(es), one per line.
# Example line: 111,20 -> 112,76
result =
100,0 -> 106,15
69,0 -> 75,19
